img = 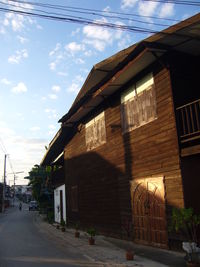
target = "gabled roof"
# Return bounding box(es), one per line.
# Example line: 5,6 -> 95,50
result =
59,12 -> 200,125
41,13 -> 200,166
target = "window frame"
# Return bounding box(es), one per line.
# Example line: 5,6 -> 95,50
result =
121,73 -> 157,133
85,111 -> 106,151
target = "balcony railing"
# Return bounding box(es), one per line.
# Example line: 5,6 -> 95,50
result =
176,99 -> 200,143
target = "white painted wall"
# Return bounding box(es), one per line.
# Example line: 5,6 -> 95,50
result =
54,184 -> 66,223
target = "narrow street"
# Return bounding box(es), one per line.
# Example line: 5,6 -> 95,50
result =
0,204 -> 99,267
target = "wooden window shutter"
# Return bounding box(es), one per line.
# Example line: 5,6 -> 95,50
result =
85,112 -> 106,150
121,73 -> 157,133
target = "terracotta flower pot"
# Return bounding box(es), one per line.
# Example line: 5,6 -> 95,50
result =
88,237 -> 95,245
61,227 -> 65,232
56,225 -> 60,229
126,251 -> 134,261
75,231 -> 80,238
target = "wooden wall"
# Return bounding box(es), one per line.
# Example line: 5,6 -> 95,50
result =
64,64 -> 185,240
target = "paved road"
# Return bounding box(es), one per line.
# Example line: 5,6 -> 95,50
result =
0,204 -> 98,267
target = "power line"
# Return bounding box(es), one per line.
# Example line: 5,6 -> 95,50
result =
7,155 -> 15,175
3,0 -> 180,22
0,0 -> 171,28
0,6 -> 160,34
0,138 -> 7,154
136,0 -> 200,6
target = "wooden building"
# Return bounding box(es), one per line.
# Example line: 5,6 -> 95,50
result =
41,13 -> 200,248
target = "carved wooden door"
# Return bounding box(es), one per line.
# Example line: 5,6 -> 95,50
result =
130,177 -> 168,248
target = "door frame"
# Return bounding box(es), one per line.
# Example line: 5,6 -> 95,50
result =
130,176 -> 168,248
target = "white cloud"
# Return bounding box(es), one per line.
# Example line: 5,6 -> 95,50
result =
75,75 -> 84,83
2,2 -> 34,32
48,124 -> 56,130
103,6 -> 111,12
17,35 -> 28,44
0,27 -> 6,34
11,15 -> 24,32
67,74 -> 86,94
138,1 -> 159,17
67,83 -> 80,93
49,43 -> 61,57
65,42 -> 85,54
71,28 -> 80,36
11,82 -> 27,94
121,0 -> 138,9
48,124 -> 56,135
159,3 -> 175,18
1,78 -> 11,85
49,62 -> 56,71
30,126 -> 40,132
83,18 -> 122,52
41,96 -> 47,101
83,39 -> 106,52
48,43 -> 64,71
57,71 -> 68,77
0,121 -> 47,184
45,108 -> 58,119
83,22 -> 111,41
8,49 -> 28,64
75,58 -> 85,64
52,85 -> 61,92
117,33 -> 132,50
48,94 -> 57,100
84,50 -> 93,57
16,113 -> 24,121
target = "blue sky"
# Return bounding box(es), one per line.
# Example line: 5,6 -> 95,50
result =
0,0 -> 199,185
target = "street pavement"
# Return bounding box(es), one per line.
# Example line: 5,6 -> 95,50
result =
0,203 -> 186,267
0,203 -> 106,267
34,213 -> 185,266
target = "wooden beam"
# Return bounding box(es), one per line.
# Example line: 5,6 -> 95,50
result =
181,145 -> 200,157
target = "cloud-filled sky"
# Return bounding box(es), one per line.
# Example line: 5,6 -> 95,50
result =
0,0 -> 199,185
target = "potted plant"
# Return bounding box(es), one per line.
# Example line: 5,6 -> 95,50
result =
75,222 -> 80,238
122,218 -> 134,261
60,219 -> 66,232
87,227 -> 96,245
170,207 -> 200,267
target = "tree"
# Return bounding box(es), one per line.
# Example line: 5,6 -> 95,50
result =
27,164 -> 56,213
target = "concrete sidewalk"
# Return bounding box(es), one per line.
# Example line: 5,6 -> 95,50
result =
35,215 -> 185,267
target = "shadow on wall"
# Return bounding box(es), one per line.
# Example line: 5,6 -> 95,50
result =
65,148 -> 170,249
65,151 -> 132,238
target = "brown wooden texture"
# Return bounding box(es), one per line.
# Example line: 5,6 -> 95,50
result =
64,65 -> 184,243
130,177 -> 168,248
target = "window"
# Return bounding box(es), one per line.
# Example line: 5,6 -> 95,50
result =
121,73 -> 157,133
70,186 -> 78,212
85,111 -> 106,151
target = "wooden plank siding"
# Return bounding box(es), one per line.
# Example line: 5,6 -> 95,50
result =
64,65 -> 185,242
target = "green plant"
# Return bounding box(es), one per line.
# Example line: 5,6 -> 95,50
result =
170,207 -> 200,264
87,227 -> 96,238
60,219 -> 66,227
75,222 -> 80,231
47,210 -> 54,224
170,208 -> 200,243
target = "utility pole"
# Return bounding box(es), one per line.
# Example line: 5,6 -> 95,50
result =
3,154 -> 7,212
13,173 -> 16,205
7,171 -> 24,206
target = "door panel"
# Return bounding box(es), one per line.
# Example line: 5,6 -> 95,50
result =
130,177 -> 168,248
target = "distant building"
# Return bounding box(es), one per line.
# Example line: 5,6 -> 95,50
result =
15,185 -> 32,202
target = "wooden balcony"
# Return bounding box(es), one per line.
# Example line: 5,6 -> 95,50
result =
176,99 -> 200,156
